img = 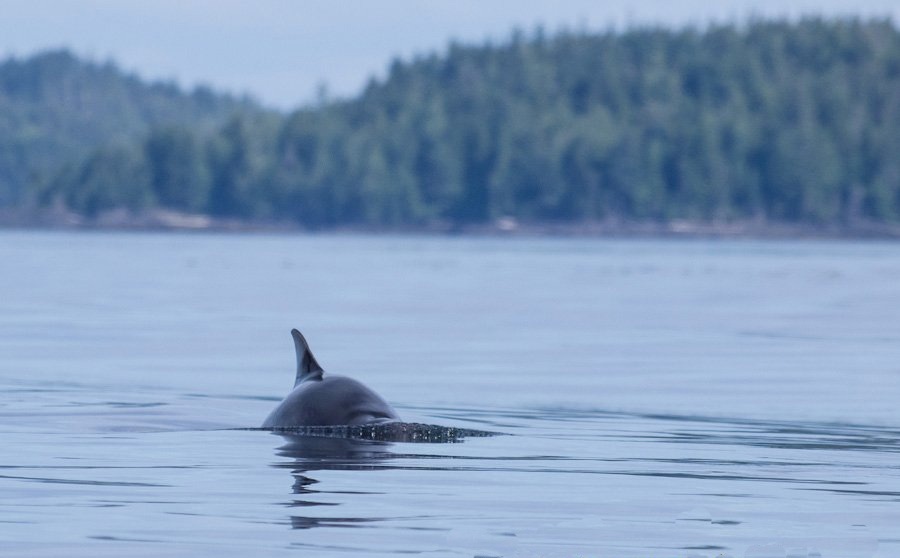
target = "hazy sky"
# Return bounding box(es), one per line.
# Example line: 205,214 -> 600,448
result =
2,0 -> 897,109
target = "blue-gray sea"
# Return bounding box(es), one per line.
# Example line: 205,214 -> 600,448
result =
1,231 -> 899,558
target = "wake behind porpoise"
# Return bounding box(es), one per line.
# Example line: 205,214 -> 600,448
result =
254,421 -> 500,443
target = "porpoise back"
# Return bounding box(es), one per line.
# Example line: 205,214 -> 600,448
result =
262,329 -> 399,427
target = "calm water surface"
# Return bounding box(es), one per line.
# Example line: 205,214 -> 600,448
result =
1,232 -> 899,557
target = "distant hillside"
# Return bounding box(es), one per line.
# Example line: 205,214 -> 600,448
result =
11,20 -> 900,233
0,49 -> 258,206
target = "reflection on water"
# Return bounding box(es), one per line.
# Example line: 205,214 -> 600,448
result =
271,424 -> 499,532
275,435 -> 397,531
276,434 -> 395,463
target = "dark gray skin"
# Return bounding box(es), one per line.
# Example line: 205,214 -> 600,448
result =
262,329 -> 400,427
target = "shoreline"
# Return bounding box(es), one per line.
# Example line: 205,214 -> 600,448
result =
2,208 -> 900,240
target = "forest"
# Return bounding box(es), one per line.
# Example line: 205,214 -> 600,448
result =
2,18 -> 900,231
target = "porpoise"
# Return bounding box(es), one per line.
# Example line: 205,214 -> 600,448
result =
262,329 -> 400,427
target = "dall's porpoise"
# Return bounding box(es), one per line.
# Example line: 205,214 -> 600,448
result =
262,329 -> 400,428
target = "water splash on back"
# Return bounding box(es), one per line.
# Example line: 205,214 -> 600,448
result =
257,422 -> 500,443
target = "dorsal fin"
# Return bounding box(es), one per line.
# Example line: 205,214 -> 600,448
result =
291,329 -> 324,386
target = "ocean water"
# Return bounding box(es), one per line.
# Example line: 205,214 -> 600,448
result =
1,231 -> 899,557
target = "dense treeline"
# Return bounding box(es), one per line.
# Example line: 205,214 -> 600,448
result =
0,50 -> 256,208
12,19 -> 900,228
